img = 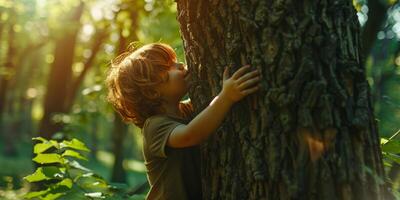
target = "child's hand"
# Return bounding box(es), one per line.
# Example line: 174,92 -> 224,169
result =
220,64 -> 261,104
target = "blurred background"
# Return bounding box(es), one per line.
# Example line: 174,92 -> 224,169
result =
0,0 -> 399,198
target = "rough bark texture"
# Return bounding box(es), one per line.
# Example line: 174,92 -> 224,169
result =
176,0 -> 390,199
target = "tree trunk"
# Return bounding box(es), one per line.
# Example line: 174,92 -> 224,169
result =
38,2 -> 84,139
64,28 -> 109,111
176,0 -> 391,199
90,114 -> 99,159
0,11 -> 17,156
361,0 -> 387,59
111,113 -> 128,183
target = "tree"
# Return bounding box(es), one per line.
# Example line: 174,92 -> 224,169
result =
361,0 -> 399,59
0,7 -> 17,156
38,2 -> 85,139
176,0 -> 392,199
38,1 -> 108,139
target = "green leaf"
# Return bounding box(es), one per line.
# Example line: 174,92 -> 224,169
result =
34,142 -> 55,154
68,160 -> 91,172
50,140 -> 61,149
42,192 -> 65,200
60,139 -> 90,152
384,152 -> 400,165
62,150 -> 87,161
24,166 -> 65,183
382,140 -> 400,154
56,185 -> 87,200
57,178 -> 73,189
23,188 -> 50,199
32,137 -> 48,143
75,172 -> 108,190
32,153 -> 63,164
42,166 -> 65,179
380,138 -> 388,145
383,160 -> 393,168
85,192 -> 104,198
23,167 -> 52,182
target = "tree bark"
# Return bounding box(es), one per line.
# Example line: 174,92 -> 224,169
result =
176,0 -> 391,199
38,2 -> 84,139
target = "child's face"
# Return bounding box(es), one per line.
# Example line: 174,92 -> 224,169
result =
157,61 -> 190,102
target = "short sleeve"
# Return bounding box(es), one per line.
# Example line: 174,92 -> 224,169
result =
143,116 -> 183,158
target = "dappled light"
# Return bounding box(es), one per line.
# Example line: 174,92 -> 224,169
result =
299,127 -> 337,162
0,0 -> 399,199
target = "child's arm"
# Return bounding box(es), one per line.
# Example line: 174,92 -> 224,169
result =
167,64 -> 261,148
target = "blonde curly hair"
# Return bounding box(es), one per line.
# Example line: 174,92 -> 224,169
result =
105,42 -> 193,129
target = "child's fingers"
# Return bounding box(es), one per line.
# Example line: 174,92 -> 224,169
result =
241,84 -> 261,96
231,64 -> 251,80
223,66 -> 229,81
236,70 -> 260,85
238,76 -> 261,90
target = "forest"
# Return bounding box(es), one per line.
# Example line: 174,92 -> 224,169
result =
0,0 -> 400,199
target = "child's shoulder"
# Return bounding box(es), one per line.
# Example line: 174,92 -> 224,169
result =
144,113 -> 189,131
143,114 -> 169,127
143,114 -> 183,128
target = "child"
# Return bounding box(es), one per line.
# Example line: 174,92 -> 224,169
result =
105,42 -> 261,200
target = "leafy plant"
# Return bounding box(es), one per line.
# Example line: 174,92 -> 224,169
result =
381,129 -> 400,167
380,129 -> 400,199
23,137 -> 133,200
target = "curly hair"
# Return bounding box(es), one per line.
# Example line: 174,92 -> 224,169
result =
106,42 -> 182,128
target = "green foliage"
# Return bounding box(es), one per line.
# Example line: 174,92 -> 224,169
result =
381,129 -> 400,167
23,137 -> 134,200
380,129 -> 400,199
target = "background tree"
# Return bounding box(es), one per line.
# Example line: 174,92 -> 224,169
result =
37,1 -> 85,139
176,0 -> 392,199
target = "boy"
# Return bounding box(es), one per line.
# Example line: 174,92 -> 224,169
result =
105,42 -> 261,199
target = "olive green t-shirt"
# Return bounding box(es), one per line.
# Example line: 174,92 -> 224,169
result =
141,114 -> 202,200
